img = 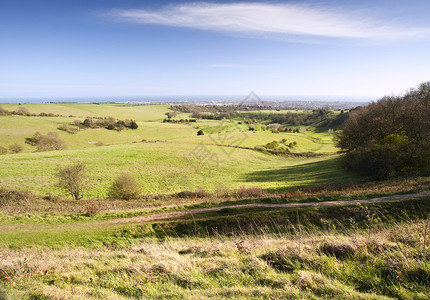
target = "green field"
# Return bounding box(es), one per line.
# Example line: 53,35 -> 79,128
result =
0,103 -> 347,197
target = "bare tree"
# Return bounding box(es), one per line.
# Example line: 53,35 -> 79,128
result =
57,162 -> 87,200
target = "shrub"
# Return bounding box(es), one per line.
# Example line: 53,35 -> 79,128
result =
125,120 -> 138,129
57,162 -> 87,200
72,119 -> 85,129
74,117 -> 138,131
82,118 -> 94,128
0,146 -> 7,155
197,130 -> 204,136
26,132 -> 66,151
265,140 -> 279,150
0,187 -> 32,207
108,173 -> 141,200
0,106 -> 10,116
25,132 -> 43,146
229,186 -> 266,198
58,125 -> 79,134
84,199 -> 100,216
14,106 -> 30,115
9,144 -> 23,154
36,132 -> 66,152
175,188 -> 209,198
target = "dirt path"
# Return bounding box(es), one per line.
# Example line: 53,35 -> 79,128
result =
107,191 -> 430,224
0,191 -> 429,233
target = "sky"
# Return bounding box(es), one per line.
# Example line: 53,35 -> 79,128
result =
1,0 -> 430,101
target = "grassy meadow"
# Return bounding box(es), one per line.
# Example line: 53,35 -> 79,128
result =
0,103 -> 348,197
1,103 -> 429,299
1,206 -> 430,299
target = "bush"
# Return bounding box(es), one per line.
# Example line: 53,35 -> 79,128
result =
229,186 -> 266,198
25,132 -> 43,146
74,117 -> 138,131
26,132 -> 66,151
9,144 -> 23,154
0,106 -> 10,116
84,199 -> 100,216
125,120 -> 138,129
36,132 -> 66,152
197,130 -> 204,136
57,162 -> 87,200
108,173 -> 141,200
175,188 -> 209,198
82,117 -> 94,128
14,106 -> 30,115
265,140 -> 279,150
58,125 -> 79,134
0,187 -> 32,206
0,146 -> 7,155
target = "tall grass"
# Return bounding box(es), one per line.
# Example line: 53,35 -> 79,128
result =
1,220 -> 429,299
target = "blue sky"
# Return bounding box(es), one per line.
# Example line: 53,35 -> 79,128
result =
1,0 -> 430,101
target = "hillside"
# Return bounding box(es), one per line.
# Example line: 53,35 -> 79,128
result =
1,103 -> 429,299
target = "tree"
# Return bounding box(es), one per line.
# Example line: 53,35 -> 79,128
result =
108,173 -> 141,200
336,82 -> 430,178
57,162 -> 87,200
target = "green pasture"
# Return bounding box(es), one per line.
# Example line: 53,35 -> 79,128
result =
0,103 -> 337,153
0,103 -> 171,121
0,141 -> 354,197
0,103 -> 349,197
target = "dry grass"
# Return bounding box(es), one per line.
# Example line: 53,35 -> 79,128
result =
281,176 -> 430,201
1,221 -> 429,299
0,176 -> 429,218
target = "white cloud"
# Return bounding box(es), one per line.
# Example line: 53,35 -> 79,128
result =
105,2 -> 430,41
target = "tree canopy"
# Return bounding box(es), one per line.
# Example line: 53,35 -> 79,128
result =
336,82 -> 430,179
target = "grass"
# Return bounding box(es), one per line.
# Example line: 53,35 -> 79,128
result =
1,194 -> 429,246
0,103 -> 171,121
1,217 -> 429,299
0,139 -> 353,198
0,175 -> 429,226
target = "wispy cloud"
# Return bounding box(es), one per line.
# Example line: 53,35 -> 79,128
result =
104,2 -> 430,42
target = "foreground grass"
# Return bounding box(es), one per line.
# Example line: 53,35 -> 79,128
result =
1,220 -> 429,299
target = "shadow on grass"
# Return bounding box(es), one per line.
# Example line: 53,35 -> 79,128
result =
245,156 -> 361,192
